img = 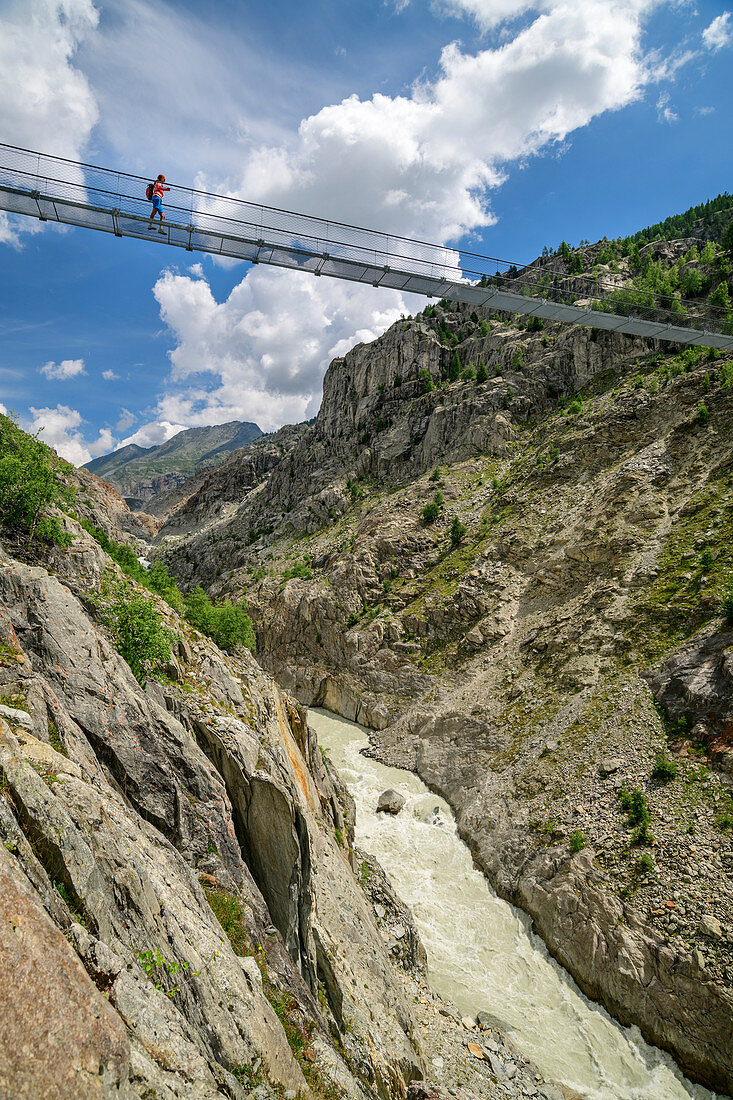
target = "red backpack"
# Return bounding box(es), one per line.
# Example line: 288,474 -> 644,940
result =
145,181 -> 155,201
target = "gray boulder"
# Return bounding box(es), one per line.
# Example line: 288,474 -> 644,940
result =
377,789 -> 406,815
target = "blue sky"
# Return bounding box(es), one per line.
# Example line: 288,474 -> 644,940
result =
0,0 -> 731,463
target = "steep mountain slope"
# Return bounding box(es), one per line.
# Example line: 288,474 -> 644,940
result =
85,420 -> 263,506
144,423 -> 307,524
0,452 -> 424,1099
158,227 -> 733,1093
1,424 -> 573,1100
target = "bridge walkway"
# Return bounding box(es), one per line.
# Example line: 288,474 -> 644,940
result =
1,143 -> 731,351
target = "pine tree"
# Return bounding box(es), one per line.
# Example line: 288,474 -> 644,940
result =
709,281 -> 731,311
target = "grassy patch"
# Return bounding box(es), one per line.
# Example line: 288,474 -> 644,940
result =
264,986 -> 344,1100
628,469 -> 733,659
0,690 -> 28,711
203,885 -> 251,957
47,722 -> 68,757
0,641 -> 23,666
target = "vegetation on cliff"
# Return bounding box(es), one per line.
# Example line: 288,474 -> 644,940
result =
0,412 -> 75,546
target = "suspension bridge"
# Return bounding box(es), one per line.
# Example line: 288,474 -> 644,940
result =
1,143 -> 731,351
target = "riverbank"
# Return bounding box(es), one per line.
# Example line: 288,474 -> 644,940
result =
308,707 -> 726,1100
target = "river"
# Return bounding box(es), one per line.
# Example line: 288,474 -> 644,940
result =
307,707 -> 725,1100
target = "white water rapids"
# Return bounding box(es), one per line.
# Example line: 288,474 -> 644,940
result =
308,708 -> 726,1100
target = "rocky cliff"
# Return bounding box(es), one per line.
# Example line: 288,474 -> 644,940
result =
156,229 -> 733,1093
0,502 -> 431,1098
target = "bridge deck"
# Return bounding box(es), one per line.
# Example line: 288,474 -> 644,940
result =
1,143 -> 731,351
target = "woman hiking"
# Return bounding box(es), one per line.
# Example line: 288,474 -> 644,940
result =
148,174 -> 170,233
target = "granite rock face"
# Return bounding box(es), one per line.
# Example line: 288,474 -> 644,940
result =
0,527 -> 423,1099
0,845 -> 130,1100
643,623 -> 733,779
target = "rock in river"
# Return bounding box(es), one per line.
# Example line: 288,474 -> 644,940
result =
377,789 -> 406,815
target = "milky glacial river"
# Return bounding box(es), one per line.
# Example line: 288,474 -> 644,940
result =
308,708 -> 726,1100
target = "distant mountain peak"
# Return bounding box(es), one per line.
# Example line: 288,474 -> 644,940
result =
83,420 -> 263,504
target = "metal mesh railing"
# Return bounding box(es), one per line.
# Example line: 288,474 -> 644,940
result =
1,142 -> 731,350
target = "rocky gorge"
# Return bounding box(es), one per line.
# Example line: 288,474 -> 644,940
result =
155,226 -> 733,1095
2,214 -> 732,1099
0,431 -> 577,1099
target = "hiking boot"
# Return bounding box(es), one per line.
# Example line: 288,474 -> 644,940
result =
147,224 -> 155,231
158,227 -> 166,234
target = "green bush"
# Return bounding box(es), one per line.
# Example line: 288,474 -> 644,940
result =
652,751 -> 678,782
184,587 -> 255,652
0,412 -> 75,545
421,495 -> 442,524
476,361 -> 489,383
82,523 -> 256,657
631,820 -> 654,847
619,784 -> 648,824
638,852 -> 654,873
147,561 -> 184,612
281,560 -> 312,581
79,519 -> 151,585
448,351 -> 462,382
569,831 -> 586,852
449,516 -> 467,546
103,578 -> 175,686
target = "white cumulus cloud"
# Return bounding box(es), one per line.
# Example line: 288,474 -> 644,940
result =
115,408 -> 136,431
40,358 -> 86,380
0,0 -> 99,247
216,0 -> 666,244
702,12 -> 731,51
154,0 -> 679,431
26,404 -> 116,466
0,0 -> 99,154
150,266 -> 414,434
102,369 -> 119,381
120,420 -> 188,449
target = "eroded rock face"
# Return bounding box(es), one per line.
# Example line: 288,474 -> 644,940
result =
0,845 -> 130,1100
0,532 -> 423,1098
643,624 -> 733,778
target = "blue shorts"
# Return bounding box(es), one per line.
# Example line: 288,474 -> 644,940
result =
152,196 -> 162,211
